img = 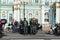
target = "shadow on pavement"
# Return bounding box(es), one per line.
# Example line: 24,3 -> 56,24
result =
0,32 -> 7,38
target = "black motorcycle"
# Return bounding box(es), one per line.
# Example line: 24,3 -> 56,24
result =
0,19 -> 7,38
49,24 -> 60,35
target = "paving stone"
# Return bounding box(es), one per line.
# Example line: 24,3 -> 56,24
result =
51,39 -> 60,40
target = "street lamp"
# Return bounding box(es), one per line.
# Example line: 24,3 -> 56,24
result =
23,2 -> 25,18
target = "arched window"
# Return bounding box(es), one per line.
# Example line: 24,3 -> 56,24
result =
45,12 -> 49,15
45,0 -> 49,6
44,12 -> 49,22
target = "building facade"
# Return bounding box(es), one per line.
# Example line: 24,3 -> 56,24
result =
0,0 -> 60,26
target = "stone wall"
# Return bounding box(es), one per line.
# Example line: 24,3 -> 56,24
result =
42,24 -> 51,32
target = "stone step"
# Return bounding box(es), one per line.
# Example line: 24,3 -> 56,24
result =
0,38 -> 60,40
2,36 -> 60,39
1,31 -> 60,40
2,32 -> 60,39
1,32 -> 60,40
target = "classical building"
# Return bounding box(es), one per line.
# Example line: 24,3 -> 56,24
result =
0,0 -> 60,26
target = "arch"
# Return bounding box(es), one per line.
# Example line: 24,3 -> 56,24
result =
44,12 -> 49,22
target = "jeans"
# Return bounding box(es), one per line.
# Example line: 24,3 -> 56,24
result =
12,25 -> 18,32
24,27 -> 28,34
30,25 -> 35,33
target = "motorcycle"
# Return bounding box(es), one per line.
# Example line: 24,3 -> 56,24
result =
48,24 -> 60,35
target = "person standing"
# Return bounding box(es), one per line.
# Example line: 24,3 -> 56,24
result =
19,18 -> 24,34
23,18 -> 28,34
12,20 -> 18,32
30,18 -> 38,34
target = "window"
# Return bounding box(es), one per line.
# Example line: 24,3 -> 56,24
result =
35,0 -> 38,3
45,2 -> 49,6
45,12 -> 49,15
45,0 -> 49,2
9,14 -> 13,22
8,0 -> 13,4
28,10 -> 32,15
14,0 -> 19,2
44,19 -> 49,22
44,12 -> 49,22
45,0 -> 49,6
1,0 -> 7,4
29,0 -> 32,2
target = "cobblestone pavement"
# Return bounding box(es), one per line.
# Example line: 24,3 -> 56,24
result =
0,30 -> 60,40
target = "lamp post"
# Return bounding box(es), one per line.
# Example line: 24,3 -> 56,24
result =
23,2 -> 25,18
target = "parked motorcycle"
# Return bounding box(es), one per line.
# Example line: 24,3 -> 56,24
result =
48,23 -> 60,35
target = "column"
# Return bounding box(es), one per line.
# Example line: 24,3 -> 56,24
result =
41,0 -> 45,24
56,0 -> 60,23
14,0 -> 20,22
49,9 -> 53,25
13,5 -> 20,22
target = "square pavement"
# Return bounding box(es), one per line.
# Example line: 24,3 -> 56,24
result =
0,30 -> 60,40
